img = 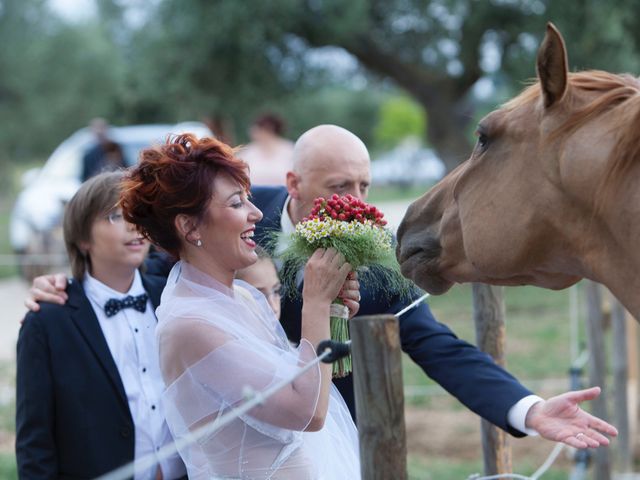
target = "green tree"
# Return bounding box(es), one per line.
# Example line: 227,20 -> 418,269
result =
2,0 -> 639,168
0,0 -> 128,159
131,0 -> 640,170
374,96 -> 427,150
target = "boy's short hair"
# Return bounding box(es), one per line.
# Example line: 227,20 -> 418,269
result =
63,171 -> 123,280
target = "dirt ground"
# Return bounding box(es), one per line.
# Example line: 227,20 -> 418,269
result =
405,401 -> 574,468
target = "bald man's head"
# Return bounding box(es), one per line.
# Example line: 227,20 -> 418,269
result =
286,125 -> 372,224
292,125 -> 370,175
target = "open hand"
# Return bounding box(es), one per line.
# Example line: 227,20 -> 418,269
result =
525,386 -> 618,449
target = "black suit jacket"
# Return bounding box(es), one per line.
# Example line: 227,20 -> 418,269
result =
250,186 -> 533,436
15,273 -> 177,479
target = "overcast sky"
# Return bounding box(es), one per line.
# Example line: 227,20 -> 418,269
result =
49,0 -> 97,22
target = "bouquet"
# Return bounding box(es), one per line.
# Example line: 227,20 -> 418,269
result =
278,193 -> 411,377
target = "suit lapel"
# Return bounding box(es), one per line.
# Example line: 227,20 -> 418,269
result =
67,280 -> 129,411
252,187 -> 287,252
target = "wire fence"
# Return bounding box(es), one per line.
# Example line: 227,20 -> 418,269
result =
94,292 -> 588,480
94,293 -> 430,480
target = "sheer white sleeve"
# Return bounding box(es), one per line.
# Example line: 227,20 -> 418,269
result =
155,261 -> 360,479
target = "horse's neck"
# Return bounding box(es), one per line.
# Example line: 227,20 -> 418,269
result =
567,174 -> 640,319
584,244 -> 640,320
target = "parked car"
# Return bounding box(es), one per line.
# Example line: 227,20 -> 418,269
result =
10,122 -> 212,279
371,138 -> 446,187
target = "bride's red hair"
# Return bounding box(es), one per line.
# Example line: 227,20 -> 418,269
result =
120,133 -> 250,258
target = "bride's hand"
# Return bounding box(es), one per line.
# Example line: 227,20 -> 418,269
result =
303,248 -> 351,305
338,271 -> 360,319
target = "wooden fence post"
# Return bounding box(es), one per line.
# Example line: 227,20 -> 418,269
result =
626,311 -> 639,458
584,281 -> 611,480
472,283 -> 512,475
611,298 -> 631,472
351,314 -> 407,480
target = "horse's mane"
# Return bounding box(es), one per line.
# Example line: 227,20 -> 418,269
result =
505,70 -> 640,199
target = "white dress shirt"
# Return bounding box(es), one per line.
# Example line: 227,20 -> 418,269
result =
279,194 -> 542,435
84,270 -> 186,480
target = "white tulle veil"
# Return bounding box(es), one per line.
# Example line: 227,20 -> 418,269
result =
156,260 -> 359,479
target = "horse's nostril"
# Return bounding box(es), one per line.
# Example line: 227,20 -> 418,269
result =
398,234 -> 442,263
398,245 -> 422,262
423,236 -> 442,258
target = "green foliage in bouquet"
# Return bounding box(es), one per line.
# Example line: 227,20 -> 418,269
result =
274,194 -> 414,377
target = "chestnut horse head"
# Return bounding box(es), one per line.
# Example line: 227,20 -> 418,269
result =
396,23 -> 640,317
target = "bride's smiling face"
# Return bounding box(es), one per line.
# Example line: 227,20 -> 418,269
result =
199,173 -> 263,271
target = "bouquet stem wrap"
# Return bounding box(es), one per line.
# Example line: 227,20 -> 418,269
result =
329,299 -> 351,377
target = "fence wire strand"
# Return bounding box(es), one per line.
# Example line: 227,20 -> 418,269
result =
95,291 -> 571,480
96,346 -> 333,480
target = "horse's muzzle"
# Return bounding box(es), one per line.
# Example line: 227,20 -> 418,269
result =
396,231 -> 454,294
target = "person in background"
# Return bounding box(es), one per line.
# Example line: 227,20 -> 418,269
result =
235,245 -> 282,319
81,118 -> 125,181
238,113 -> 294,186
16,171 -> 186,480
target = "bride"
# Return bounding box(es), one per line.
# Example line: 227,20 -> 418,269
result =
121,134 -> 361,479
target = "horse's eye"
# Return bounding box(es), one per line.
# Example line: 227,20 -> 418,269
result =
477,133 -> 489,149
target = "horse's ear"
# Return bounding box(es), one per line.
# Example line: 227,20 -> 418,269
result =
536,22 -> 568,108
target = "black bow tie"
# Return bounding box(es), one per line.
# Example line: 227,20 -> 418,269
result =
104,293 -> 148,317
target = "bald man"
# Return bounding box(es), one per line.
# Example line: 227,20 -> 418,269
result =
27,125 -> 616,449
250,125 -> 614,448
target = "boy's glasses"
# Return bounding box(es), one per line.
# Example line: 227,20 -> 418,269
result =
106,211 -> 125,225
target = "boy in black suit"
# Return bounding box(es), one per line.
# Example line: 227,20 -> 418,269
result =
16,172 -> 186,479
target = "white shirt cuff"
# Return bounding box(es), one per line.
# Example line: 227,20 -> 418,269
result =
508,394 -> 544,436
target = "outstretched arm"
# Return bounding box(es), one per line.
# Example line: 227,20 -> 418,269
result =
525,387 -> 617,448
394,298 -> 532,436
393,297 -> 616,446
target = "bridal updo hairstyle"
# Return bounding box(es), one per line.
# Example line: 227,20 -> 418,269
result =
120,133 -> 250,258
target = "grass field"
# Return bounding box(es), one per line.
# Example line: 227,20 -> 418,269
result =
403,282 -> 622,479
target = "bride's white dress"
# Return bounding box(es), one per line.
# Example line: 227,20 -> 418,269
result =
156,261 -> 360,479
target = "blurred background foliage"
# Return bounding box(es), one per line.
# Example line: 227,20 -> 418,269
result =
1,0 -> 640,170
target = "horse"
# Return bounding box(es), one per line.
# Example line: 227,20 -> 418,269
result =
396,23 -> 640,319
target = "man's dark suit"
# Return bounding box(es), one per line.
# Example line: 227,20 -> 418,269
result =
15,273 -> 177,479
251,185 -> 532,437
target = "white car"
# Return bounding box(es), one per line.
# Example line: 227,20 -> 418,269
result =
10,122 -> 212,278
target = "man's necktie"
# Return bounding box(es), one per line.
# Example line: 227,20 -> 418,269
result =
104,293 -> 148,317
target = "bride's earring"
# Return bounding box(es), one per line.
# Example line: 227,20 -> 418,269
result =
196,239 -> 202,247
